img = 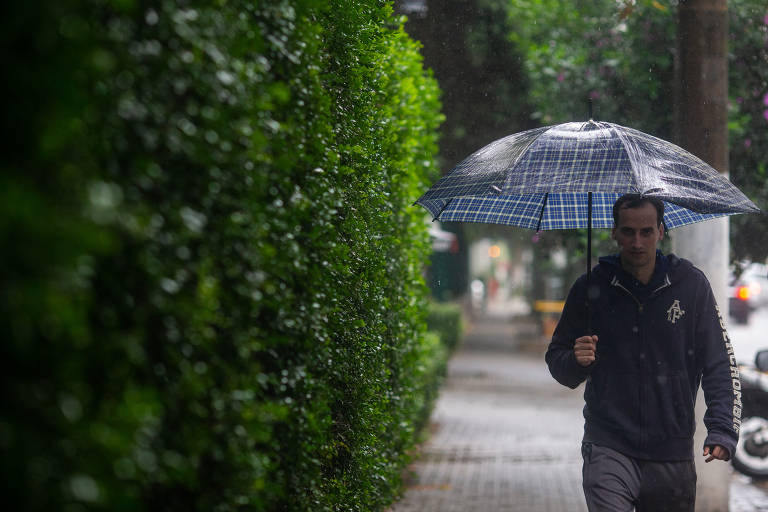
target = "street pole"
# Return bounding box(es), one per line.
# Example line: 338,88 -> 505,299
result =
673,1 -> 731,510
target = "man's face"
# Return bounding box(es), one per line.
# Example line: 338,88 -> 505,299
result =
611,202 -> 664,271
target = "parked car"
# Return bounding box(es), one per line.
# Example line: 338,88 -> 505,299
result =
740,263 -> 768,309
729,263 -> 768,324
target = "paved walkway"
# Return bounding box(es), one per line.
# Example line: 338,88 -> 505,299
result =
391,313 -> 585,511
391,310 -> 768,511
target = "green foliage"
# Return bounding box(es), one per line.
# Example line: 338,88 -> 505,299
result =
505,0 -> 768,264
506,0 -> 676,136
727,1 -> 768,262
1,1 -> 444,511
426,302 -> 465,352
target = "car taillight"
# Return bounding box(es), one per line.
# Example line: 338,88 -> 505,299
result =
737,285 -> 751,301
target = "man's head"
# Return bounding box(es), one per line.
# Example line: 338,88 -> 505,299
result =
612,194 -> 664,228
611,194 -> 665,276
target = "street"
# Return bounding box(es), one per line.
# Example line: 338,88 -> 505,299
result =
728,306 -> 768,511
730,307 -> 768,366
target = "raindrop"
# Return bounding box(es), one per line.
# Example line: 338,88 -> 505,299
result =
216,70 -> 235,85
160,278 -> 180,294
178,118 -> 196,135
89,181 -> 123,209
59,394 -> 83,422
205,130 -> 219,144
69,475 -> 100,502
145,9 -> 159,26
180,207 -> 207,233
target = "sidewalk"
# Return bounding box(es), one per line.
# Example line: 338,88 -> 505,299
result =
391,311 -> 585,512
391,309 -> 768,512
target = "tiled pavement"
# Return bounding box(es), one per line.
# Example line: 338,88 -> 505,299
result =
390,311 -> 768,512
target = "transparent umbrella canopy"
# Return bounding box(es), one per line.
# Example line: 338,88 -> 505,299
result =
415,120 -> 762,328
416,120 -> 760,232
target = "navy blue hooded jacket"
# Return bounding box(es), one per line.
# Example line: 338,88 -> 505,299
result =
545,251 -> 740,461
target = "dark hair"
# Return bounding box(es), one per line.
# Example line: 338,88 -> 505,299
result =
612,194 -> 664,227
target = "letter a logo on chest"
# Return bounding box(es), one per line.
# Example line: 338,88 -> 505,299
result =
667,299 -> 685,324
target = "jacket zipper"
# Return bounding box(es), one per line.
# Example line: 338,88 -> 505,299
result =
609,275 -> 671,450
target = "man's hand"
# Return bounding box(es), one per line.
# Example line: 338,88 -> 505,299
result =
574,335 -> 598,367
703,445 -> 729,463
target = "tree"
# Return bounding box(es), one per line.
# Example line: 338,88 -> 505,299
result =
397,0 -> 533,298
728,1 -> 768,263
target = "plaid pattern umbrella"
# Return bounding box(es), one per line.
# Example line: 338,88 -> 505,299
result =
416,121 -> 761,329
416,121 -> 760,231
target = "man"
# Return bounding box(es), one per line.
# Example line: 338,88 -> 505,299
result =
545,194 -> 740,511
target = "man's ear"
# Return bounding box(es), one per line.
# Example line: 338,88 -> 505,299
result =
658,224 -> 665,241
611,227 -> 617,241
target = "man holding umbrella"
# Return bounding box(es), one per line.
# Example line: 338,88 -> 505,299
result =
545,194 -> 740,511
416,119 -> 759,509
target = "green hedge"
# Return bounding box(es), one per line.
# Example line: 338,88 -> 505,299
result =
1,1 -> 443,510
427,302 -> 465,352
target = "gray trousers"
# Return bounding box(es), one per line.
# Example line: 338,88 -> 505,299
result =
582,443 -> 696,512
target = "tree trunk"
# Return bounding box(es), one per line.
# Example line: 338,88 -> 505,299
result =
674,1 -> 730,511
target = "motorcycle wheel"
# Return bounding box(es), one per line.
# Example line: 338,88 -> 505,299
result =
733,417 -> 768,479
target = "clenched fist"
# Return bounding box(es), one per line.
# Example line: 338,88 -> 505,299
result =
574,335 -> 598,367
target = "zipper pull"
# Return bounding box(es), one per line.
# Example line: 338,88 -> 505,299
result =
639,304 -> 644,314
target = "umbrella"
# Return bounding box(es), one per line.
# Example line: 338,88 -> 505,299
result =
415,120 -> 761,327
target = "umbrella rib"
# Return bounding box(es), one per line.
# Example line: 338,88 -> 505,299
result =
431,197 -> 454,221
535,193 -> 549,232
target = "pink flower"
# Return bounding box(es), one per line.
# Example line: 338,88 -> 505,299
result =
745,138 -> 752,148
589,90 -> 601,100
763,13 -> 768,25
557,73 -> 565,82
763,92 -> 768,106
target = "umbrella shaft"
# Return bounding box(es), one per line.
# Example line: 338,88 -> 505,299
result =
587,192 -> 592,333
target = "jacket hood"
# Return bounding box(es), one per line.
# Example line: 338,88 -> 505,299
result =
595,250 -> 691,286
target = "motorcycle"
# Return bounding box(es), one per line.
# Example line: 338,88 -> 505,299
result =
733,350 -> 768,478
